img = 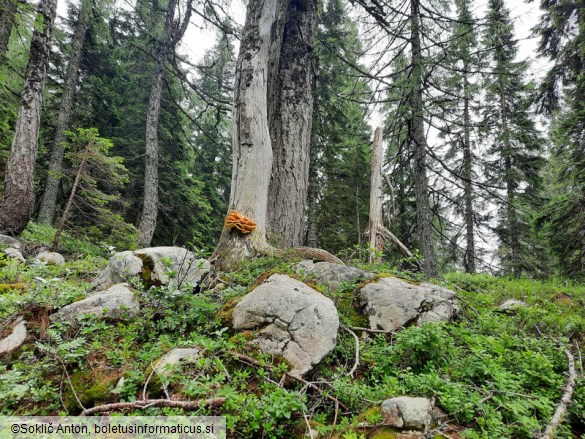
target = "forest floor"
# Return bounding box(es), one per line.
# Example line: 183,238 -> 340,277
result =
0,223 -> 584,438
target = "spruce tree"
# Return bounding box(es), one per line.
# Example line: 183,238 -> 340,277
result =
308,0 -> 372,255
534,0 -> 585,276
435,0 -> 482,272
482,0 -> 545,276
38,0 -> 93,226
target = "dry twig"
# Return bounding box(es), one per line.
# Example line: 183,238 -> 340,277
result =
80,397 -> 226,416
451,287 -> 481,317
539,348 -> 577,439
342,326 -> 360,377
346,325 -> 395,334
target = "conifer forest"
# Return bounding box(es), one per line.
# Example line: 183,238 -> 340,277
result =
0,0 -> 584,437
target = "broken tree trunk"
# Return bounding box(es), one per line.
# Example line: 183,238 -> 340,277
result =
367,127 -> 384,263
366,127 -> 422,271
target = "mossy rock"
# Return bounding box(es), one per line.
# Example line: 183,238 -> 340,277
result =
334,292 -> 369,327
63,369 -> 121,414
216,296 -> 243,327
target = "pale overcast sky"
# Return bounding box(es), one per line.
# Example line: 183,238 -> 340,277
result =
56,0 -> 544,67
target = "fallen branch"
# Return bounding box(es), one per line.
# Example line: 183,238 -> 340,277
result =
378,226 -> 423,272
230,351 -> 348,410
342,326 -> 360,377
539,348 -> 577,439
451,289 -> 481,318
347,325 -> 395,334
80,397 -> 226,416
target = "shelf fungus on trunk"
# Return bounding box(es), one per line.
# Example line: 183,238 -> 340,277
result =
224,210 -> 257,234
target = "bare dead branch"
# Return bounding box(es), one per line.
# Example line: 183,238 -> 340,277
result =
80,397 -> 226,416
539,348 -> 577,439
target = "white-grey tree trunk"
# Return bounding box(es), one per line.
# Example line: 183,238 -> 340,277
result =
137,0 -> 191,246
137,60 -> 164,247
37,0 -> 91,225
212,0 -> 287,270
267,0 -> 317,247
0,0 -> 57,235
367,127 -> 384,263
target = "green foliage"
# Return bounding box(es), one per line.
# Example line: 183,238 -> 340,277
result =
2,222 -> 585,436
309,0 -> 373,254
481,0 -> 547,277
57,127 -> 137,250
21,222 -> 106,257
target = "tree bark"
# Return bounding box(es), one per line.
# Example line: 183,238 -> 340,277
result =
409,0 -> 438,277
137,0 -> 191,247
462,65 -> 476,273
0,0 -> 57,235
0,0 -> 17,62
212,0 -> 287,270
305,130 -> 319,248
37,0 -> 91,225
267,0 -> 316,247
367,127 -> 384,263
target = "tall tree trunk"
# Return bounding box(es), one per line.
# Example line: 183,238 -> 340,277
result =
266,0 -> 317,247
0,0 -> 57,235
367,127 -> 384,263
37,0 -> 91,225
212,0 -> 287,270
499,85 -> 521,277
462,67 -> 476,273
0,0 -> 17,62
137,56 -> 165,247
409,0 -> 438,277
306,129 -> 319,248
137,0 -> 191,247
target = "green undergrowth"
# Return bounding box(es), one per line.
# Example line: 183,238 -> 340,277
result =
1,251 -> 584,438
20,222 -> 110,257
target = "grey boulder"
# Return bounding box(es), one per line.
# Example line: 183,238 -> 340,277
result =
4,247 -> 25,263
381,396 -> 433,430
36,250 -> 65,266
134,247 -> 210,286
0,317 -> 27,356
154,347 -> 201,377
498,299 -> 528,313
359,277 -> 458,331
294,260 -> 374,291
51,284 -> 140,323
93,247 -> 210,290
233,274 -> 339,376
93,251 -> 143,290
0,234 -> 21,249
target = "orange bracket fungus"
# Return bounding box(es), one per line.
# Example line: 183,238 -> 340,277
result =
224,210 -> 257,234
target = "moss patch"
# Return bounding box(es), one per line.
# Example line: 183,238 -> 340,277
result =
217,296 -> 243,327
63,369 -> 121,414
0,283 -> 27,293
